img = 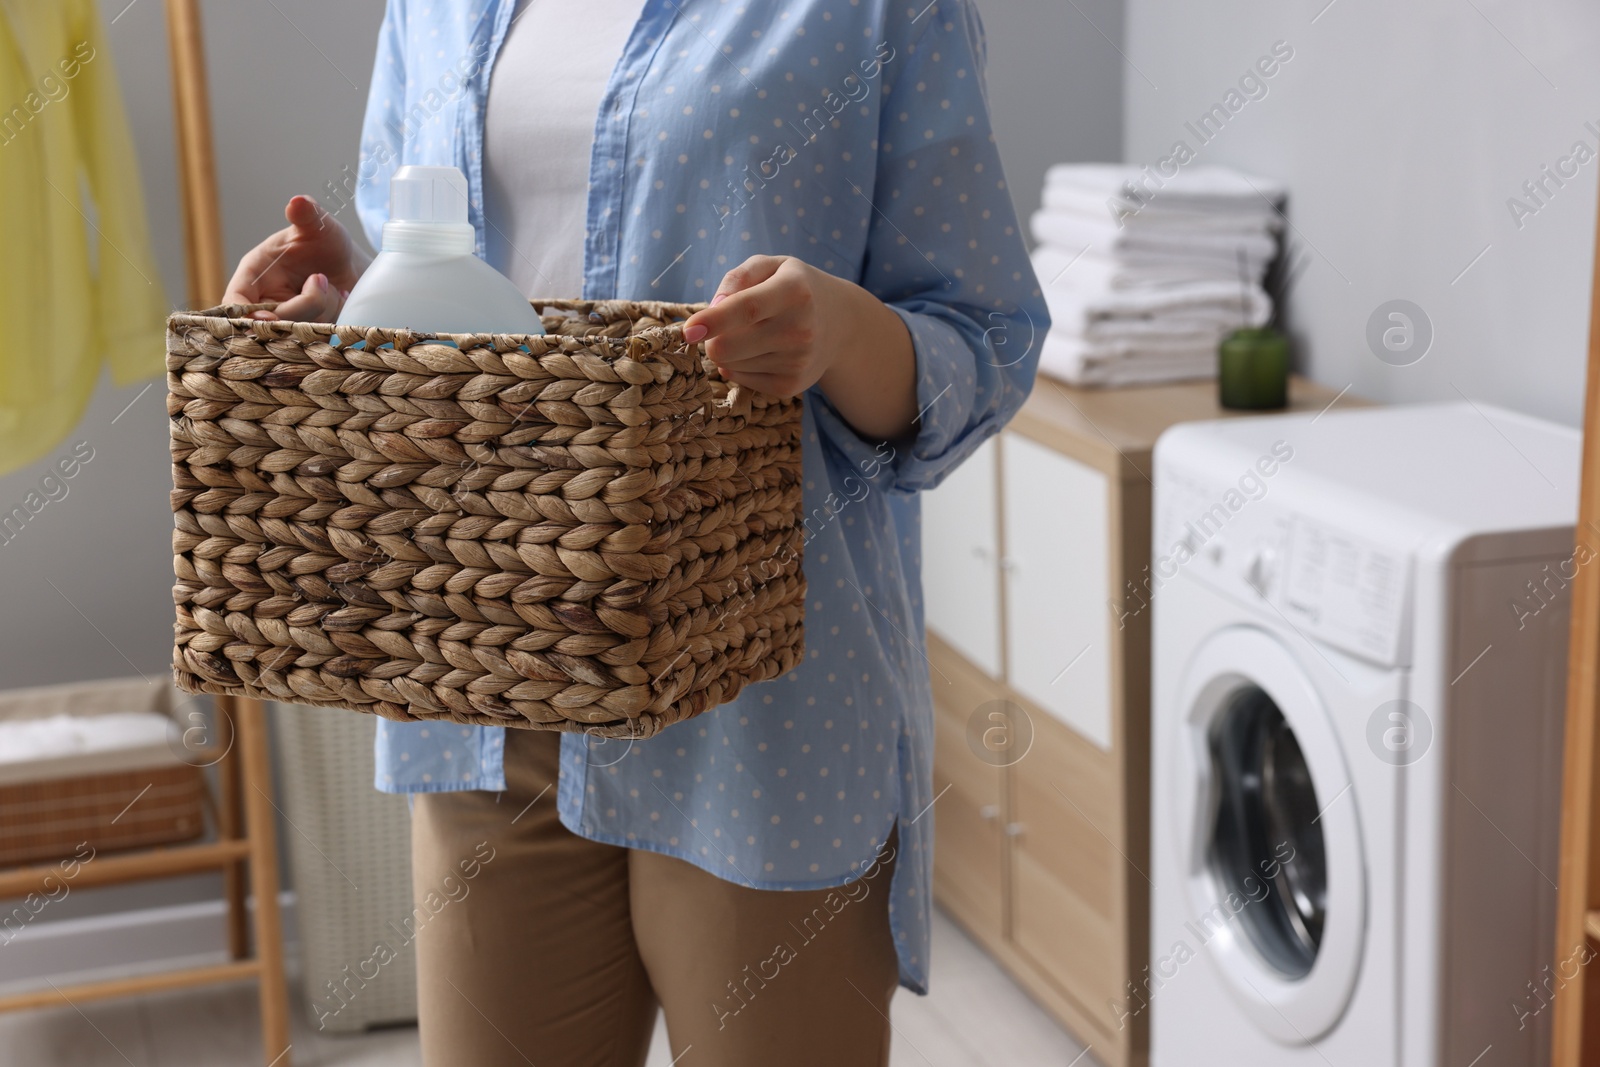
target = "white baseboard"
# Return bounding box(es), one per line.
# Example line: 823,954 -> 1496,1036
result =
0,892 -> 299,992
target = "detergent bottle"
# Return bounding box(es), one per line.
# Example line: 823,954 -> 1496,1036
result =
337,165 -> 544,335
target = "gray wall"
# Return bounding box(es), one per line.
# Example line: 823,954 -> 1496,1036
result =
983,0 -> 1124,239
1124,0 -> 1600,426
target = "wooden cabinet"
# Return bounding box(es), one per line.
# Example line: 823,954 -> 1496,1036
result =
928,643 -> 1006,942
1010,702 -> 1123,1031
1001,434 -> 1113,749
920,378 -> 1354,1067
923,438 -> 1002,678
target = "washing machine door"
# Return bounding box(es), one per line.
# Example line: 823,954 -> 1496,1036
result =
1170,626 -> 1366,1043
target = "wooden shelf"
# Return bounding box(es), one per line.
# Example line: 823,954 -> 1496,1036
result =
0,839 -> 250,899
1552,140 -> 1600,1067
0,4 -> 291,1063
0,960 -> 262,1013
0,697 -> 289,1067
1012,375 -> 1361,482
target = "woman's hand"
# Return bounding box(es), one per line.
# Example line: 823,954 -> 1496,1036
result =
222,195 -> 370,321
682,255 -> 918,442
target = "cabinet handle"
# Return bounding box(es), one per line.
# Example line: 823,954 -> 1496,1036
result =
1005,822 -> 1025,837
978,804 -> 999,820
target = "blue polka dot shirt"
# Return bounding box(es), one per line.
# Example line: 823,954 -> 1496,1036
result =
354,0 -> 1046,995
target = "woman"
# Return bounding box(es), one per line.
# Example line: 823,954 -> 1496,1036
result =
224,1 -> 1044,1063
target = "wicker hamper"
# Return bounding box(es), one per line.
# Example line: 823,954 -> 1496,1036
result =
0,678 -> 206,869
167,299 -> 804,739
270,701 -> 416,1031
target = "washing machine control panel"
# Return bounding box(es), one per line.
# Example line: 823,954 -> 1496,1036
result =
1156,465 -> 1411,667
1280,516 -> 1409,664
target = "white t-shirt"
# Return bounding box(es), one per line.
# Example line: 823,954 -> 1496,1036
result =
483,0 -> 645,298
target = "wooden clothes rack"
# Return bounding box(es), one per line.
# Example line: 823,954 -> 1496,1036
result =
0,703 -> 290,1064
1553,164 -> 1600,1065
0,3 -> 291,1065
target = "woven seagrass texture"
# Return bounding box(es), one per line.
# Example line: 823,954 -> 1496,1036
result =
168,299 -> 804,739
0,766 -> 205,868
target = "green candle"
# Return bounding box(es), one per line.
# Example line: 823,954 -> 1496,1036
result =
1219,326 -> 1289,411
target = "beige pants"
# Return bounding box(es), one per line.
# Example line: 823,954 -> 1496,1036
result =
409,727 -> 900,1067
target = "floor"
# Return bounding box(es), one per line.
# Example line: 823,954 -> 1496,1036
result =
0,907 -> 1093,1067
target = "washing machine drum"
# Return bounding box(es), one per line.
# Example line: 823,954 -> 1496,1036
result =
1208,687 -> 1328,978
1172,626 -> 1366,1044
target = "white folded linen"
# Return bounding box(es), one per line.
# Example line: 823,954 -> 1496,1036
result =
1039,332 -> 1217,387
1044,162 -> 1287,208
1082,320 -> 1231,345
1031,209 -> 1277,267
1029,162 -> 1286,388
0,711 -> 172,765
1071,360 -> 1217,388
1038,272 -> 1272,336
1031,245 -> 1244,291
1049,330 -> 1224,357
1041,182 -> 1281,233
1047,283 -> 1270,327
1038,331 -> 1217,387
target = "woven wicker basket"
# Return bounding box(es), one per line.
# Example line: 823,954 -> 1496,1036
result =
168,299 -> 804,739
0,678 -> 206,868
0,766 -> 204,868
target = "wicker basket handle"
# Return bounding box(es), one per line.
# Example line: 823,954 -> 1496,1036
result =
172,299 -> 709,352
180,299 -> 706,325
531,298 -> 704,323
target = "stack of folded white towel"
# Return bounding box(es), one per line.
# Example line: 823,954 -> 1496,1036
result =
1030,163 -> 1286,387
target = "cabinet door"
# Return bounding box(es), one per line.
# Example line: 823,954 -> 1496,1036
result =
1000,433 -> 1113,749
921,438 -> 1002,677
928,635 -> 1006,943
1010,713 -> 1121,1041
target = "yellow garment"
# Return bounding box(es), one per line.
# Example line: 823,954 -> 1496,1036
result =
0,0 -> 167,475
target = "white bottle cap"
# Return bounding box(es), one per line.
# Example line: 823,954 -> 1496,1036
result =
382,165 -> 476,254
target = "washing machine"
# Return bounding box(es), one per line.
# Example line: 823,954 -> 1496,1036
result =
1148,402 -> 1580,1066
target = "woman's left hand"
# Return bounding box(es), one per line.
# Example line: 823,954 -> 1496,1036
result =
682,256 -> 840,398
682,255 -> 918,441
